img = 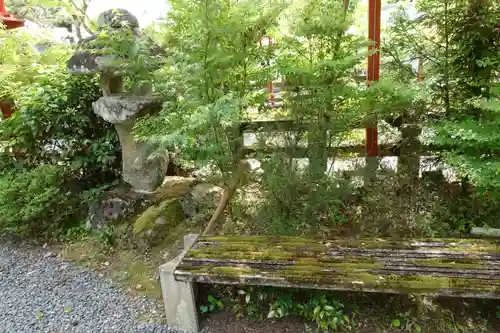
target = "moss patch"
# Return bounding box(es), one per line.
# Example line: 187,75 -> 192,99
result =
134,199 -> 185,234
199,236 -> 500,252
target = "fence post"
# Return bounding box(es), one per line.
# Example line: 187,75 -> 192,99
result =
397,56 -> 424,182
398,124 -> 422,182
307,118 -> 328,179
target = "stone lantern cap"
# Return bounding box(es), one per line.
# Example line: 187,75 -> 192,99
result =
66,8 -> 140,75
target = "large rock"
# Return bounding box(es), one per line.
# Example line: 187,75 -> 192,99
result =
132,199 -> 185,248
153,176 -> 197,202
87,178 -> 224,250
181,183 -> 223,218
86,186 -> 148,230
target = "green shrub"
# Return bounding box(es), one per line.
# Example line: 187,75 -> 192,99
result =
1,67 -> 120,185
200,286 -> 349,332
0,164 -> 80,235
0,62 -> 121,237
257,155 -> 351,236
298,294 -> 348,332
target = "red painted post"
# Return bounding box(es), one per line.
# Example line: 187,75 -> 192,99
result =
1,0 -> 23,120
366,0 -> 381,157
259,36 -> 275,107
0,0 -> 24,29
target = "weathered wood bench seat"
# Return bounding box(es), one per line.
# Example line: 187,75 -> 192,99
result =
160,234 -> 500,332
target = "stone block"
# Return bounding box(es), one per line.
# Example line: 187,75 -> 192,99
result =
159,234 -> 200,332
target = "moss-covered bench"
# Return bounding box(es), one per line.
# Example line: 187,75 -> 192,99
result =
159,234 -> 500,332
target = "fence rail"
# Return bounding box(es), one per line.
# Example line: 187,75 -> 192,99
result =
237,119 -> 450,158
235,119 -> 460,181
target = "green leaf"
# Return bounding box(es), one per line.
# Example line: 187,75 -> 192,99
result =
392,319 -> 401,328
313,305 -> 321,315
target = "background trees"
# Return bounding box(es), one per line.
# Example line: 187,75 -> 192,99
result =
0,0 -> 498,238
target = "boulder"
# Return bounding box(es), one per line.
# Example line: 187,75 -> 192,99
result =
153,176 -> 197,202
88,179 -> 224,250
132,198 -> 185,248
181,183 -> 223,218
86,187 -> 148,230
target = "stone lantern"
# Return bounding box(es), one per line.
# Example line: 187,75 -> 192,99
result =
66,9 -> 169,193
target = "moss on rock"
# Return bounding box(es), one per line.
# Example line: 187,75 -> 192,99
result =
132,198 -> 185,248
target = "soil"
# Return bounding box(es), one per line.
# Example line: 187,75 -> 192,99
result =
202,312 -> 307,333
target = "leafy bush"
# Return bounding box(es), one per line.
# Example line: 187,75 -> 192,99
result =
199,286 -> 349,332
257,155 -> 352,236
1,67 -> 120,185
0,32 -> 121,236
0,164 -> 80,235
387,0 -> 500,199
298,294 -> 348,332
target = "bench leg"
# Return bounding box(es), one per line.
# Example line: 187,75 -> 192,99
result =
159,234 -> 200,332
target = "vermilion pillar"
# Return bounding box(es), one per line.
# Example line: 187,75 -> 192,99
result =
1,0 -> 23,119
260,36 -> 275,107
0,0 -> 24,30
366,0 -> 381,157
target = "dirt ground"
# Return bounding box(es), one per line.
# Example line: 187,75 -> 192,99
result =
202,312 -> 308,333
202,311 -> 499,333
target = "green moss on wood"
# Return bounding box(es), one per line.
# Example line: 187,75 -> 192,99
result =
179,236 -> 500,296
199,236 -> 500,253
410,258 -> 497,269
177,263 -> 500,294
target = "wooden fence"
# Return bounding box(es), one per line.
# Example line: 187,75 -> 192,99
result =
235,119 -> 443,181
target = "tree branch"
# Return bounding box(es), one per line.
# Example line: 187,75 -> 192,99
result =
67,0 -> 96,35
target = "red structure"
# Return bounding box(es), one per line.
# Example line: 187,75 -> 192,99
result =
0,0 -> 23,30
366,0 -> 381,157
1,0 -> 24,119
0,100 -> 14,118
259,36 -> 275,107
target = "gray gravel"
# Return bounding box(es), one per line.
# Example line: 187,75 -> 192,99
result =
0,237 -> 189,333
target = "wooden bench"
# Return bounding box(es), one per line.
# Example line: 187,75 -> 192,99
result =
159,234 -> 500,332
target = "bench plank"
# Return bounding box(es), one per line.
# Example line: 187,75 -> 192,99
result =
175,236 -> 500,299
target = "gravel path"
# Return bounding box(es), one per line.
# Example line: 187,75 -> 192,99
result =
0,237 -> 188,333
